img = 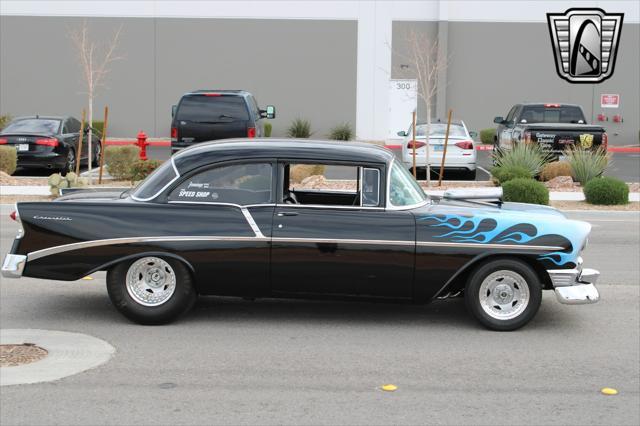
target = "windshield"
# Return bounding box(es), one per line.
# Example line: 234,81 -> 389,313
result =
2,119 -> 61,134
131,159 -> 179,201
389,161 -> 427,207
520,105 -> 585,124
176,95 -> 249,122
413,124 -> 467,138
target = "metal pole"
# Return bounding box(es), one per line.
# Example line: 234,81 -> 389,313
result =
98,106 -> 109,184
438,109 -> 453,187
75,109 -> 86,176
411,110 -> 417,178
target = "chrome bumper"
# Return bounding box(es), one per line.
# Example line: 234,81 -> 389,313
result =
548,267 -> 600,305
1,254 -> 26,278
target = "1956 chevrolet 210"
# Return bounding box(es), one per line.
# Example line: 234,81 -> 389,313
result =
1,139 -> 599,330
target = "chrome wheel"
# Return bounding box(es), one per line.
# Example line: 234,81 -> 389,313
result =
125,257 -> 176,307
478,270 -> 530,321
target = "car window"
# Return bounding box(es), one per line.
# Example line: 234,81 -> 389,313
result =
520,105 -> 585,124
2,119 -> 61,134
176,95 -> 250,122
415,124 -> 467,138
131,160 -> 179,201
168,163 -> 273,205
249,96 -> 260,118
505,106 -> 518,123
389,162 -> 426,207
66,118 -> 81,133
361,168 -> 381,207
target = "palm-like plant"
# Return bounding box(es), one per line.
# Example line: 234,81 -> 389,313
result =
564,146 -> 610,185
287,118 -> 312,138
492,142 -> 553,178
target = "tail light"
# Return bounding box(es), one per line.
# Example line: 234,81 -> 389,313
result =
602,133 -> 608,151
247,127 -> 256,138
35,138 -> 59,147
544,103 -> 560,108
523,131 -> 532,143
407,140 -> 426,149
202,93 -> 222,97
171,127 -> 177,141
0,138 -> 7,144
454,141 -> 474,150
9,210 -> 17,221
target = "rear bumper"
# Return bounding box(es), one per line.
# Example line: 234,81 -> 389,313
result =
17,152 -> 66,169
1,254 -> 26,278
548,267 -> 600,305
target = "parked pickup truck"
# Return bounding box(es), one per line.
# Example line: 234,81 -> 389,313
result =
493,103 -> 607,157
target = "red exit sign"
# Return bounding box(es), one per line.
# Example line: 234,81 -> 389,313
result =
601,94 -> 620,108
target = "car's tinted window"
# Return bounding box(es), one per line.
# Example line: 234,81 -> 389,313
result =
415,124 -> 467,138
66,118 -> 81,133
520,105 -> 585,124
2,119 -> 61,134
168,163 -> 272,205
505,106 -> 518,123
389,162 -> 426,207
362,168 -> 381,207
248,96 -> 260,119
131,160 -> 179,201
176,95 -> 250,122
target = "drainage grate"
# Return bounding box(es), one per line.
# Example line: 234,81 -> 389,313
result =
0,344 -> 48,367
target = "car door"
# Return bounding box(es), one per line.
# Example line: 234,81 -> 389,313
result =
499,105 -> 519,148
270,162 -> 415,298
62,119 -> 80,154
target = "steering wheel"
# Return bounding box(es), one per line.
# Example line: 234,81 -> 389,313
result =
284,191 -> 299,205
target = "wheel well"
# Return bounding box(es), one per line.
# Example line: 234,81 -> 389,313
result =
96,252 -> 196,280
444,254 -> 552,294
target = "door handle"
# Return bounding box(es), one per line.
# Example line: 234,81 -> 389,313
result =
277,212 -> 298,217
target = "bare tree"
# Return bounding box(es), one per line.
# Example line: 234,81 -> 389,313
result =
69,21 -> 122,183
394,29 -> 448,186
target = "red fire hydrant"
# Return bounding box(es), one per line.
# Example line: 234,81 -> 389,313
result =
137,130 -> 148,161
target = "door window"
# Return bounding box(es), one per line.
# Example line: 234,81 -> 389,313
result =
168,163 -> 273,205
361,168 -> 380,207
388,162 -> 426,207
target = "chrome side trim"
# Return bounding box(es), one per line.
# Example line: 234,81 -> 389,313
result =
240,207 -> 265,238
555,284 -> 599,305
417,241 -> 564,251
1,254 -> 26,278
272,237 -> 414,246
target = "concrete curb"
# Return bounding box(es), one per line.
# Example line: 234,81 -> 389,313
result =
0,329 -> 115,386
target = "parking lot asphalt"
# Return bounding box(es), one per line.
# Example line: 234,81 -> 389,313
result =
11,145 -> 640,183
1,206 -> 638,426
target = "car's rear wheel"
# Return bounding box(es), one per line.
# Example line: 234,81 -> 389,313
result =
60,148 -> 75,176
464,258 -> 542,331
107,256 -> 196,325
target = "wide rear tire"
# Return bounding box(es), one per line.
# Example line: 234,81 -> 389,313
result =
107,256 -> 196,325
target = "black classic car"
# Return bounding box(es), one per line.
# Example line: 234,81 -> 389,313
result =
1,140 -> 599,330
0,115 -> 102,174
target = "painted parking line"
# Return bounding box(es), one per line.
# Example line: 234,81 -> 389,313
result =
477,166 -> 492,177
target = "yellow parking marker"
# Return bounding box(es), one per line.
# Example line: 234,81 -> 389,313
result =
601,387 -> 618,395
381,384 -> 397,392
82,276 -> 94,280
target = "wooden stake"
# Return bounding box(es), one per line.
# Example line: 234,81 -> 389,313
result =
411,110 -> 417,178
75,109 -> 86,176
98,106 -> 109,184
438,109 -> 453,187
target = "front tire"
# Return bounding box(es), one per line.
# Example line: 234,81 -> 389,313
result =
107,256 -> 196,325
464,258 -> 542,331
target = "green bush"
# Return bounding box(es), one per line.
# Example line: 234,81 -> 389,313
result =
565,147 -> 609,185
0,146 -> 17,175
264,122 -> 272,138
491,165 -> 531,185
540,161 -> 573,181
480,128 -> 496,145
48,172 -> 87,196
0,115 -> 12,131
502,178 -> 549,205
584,177 -> 628,205
130,159 -> 162,183
492,143 -> 552,177
328,123 -> 353,141
104,146 -> 138,180
287,118 -> 312,138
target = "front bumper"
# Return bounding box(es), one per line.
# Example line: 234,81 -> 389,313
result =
548,267 -> 600,305
1,254 -> 26,278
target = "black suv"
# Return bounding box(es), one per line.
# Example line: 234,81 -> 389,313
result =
171,90 -> 275,153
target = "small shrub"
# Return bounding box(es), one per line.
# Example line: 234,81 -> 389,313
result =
328,123 -> 353,141
287,118 -> 312,138
480,128 -> 496,145
290,164 -> 325,183
584,177 -> 628,205
540,161 -> 573,181
104,146 -> 138,180
130,159 -> 162,183
264,122 -> 272,138
48,172 -> 87,196
492,143 -> 552,177
0,114 -> 12,131
565,147 -> 609,185
0,145 -> 17,175
491,165 -> 532,185
502,178 -> 549,205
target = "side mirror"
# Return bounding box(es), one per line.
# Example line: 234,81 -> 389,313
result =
171,105 -> 177,118
469,131 -> 478,139
493,116 -> 504,124
261,105 -> 276,119
397,130 -> 407,137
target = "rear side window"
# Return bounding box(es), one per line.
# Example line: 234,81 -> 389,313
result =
3,119 -> 61,134
64,119 -> 81,133
168,163 -> 273,205
520,106 -> 585,124
176,95 -> 249,122
131,160 -> 179,201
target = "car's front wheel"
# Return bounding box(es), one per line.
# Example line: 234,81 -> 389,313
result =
107,256 -> 196,325
465,258 -> 542,331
